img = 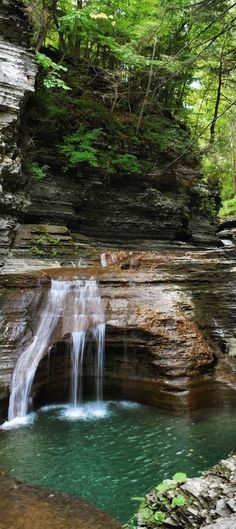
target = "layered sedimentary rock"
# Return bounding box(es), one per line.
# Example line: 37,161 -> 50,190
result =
0,0 -> 36,260
1,246 -> 236,419
26,168 -> 217,245
0,0 -> 218,266
218,216 -> 236,247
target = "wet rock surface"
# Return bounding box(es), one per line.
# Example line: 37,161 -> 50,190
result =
0,470 -> 122,529
1,246 -> 236,415
218,218 -> 236,248
0,0 -> 36,188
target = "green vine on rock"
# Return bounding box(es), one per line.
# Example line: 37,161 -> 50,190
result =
124,472 -> 187,528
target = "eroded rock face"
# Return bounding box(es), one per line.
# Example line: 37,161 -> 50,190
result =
0,0 -> 36,259
25,169 -> 218,245
0,1 -> 217,265
1,247 -> 236,418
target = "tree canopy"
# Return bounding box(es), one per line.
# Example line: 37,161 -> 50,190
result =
23,0 -> 236,216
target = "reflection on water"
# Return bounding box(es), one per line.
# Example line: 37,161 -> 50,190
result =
1,400 -> 236,522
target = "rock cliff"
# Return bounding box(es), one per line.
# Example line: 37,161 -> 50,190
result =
1,247 -> 236,419
25,170 -> 218,244
0,0 -> 36,262
0,0 -> 218,261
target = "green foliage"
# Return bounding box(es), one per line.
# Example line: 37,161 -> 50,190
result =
123,514 -> 138,529
126,473 -> 188,528
31,162 -> 49,181
171,495 -> 186,508
24,0 -> 236,211
60,122 -> 142,176
143,116 -> 193,155
156,480 -> 176,493
35,234 -> 61,246
111,154 -> 141,175
36,52 -> 71,91
30,245 -> 44,256
194,182 -> 217,216
154,511 -> 166,524
36,52 -> 66,72
172,472 -> 187,483
220,197 -> 236,217
31,234 -> 62,257
60,127 -> 102,168
51,248 -> 59,257
140,507 -> 155,522
136,505 -> 166,526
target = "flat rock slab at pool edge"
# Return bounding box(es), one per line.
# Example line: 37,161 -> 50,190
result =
0,470 -> 122,529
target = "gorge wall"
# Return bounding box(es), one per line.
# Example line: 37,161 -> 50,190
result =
1,3 -> 236,529
0,0 -> 36,263
0,1 -> 218,268
1,248 -> 236,421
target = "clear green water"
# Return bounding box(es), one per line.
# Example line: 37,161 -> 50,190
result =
1,400 -> 236,523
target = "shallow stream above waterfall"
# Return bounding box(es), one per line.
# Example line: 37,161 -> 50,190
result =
1,396 -> 236,523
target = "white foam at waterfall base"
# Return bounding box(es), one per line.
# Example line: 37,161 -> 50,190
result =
59,402 -> 109,420
117,401 -> 140,409
57,400 -> 139,421
40,404 -> 68,413
1,413 -> 35,430
7,278 -> 105,425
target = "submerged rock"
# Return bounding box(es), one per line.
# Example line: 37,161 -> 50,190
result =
0,470 -> 122,529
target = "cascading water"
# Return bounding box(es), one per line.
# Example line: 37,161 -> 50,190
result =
7,278 -> 105,424
70,279 -> 105,407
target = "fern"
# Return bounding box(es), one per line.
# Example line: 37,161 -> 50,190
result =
60,127 -> 102,169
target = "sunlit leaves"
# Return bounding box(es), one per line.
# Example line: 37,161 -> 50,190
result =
36,52 -> 71,90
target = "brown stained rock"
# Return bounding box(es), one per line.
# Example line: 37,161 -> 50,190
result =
30,225 -> 70,235
1,246 -> 236,415
0,471 -> 121,529
1,247 -> 235,416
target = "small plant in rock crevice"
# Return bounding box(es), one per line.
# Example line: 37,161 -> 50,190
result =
31,161 -> 49,181
124,472 -> 187,528
30,233 -> 62,257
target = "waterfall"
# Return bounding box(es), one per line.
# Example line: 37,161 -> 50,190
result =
7,278 -> 105,421
69,279 -> 105,407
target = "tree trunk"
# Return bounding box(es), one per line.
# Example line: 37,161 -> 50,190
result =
136,38 -> 157,132
209,58 -> 223,146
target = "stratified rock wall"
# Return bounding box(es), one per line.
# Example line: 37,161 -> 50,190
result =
0,1 -> 217,256
26,166 -> 217,245
1,247 -> 236,418
0,0 -> 36,261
